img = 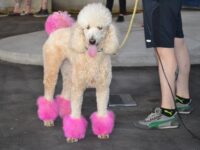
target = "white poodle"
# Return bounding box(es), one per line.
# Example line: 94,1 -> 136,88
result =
37,3 -> 119,143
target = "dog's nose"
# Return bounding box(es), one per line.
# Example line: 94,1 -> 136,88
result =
89,38 -> 96,45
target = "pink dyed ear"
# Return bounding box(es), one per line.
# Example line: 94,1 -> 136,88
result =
45,11 -> 75,35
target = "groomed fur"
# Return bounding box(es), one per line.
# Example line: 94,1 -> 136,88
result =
90,111 -> 115,135
39,3 -> 119,141
63,115 -> 88,139
45,11 -> 75,35
37,97 -> 58,121
56,95 -> 71,118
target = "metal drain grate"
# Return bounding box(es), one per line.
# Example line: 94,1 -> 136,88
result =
108,94 -> 137,107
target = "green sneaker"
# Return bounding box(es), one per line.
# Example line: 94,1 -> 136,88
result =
134,107 -> 179,129
175,97 -> 192,114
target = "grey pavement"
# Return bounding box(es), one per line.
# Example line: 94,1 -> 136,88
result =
0,11 -> 200,66
0,61 -> 200,150
1,9 -> 200,150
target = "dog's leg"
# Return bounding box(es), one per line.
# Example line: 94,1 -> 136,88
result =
37,48 -> 64,127
63,77 -> 88,143
61,60 -> 72,100
56,60 -> 72,118
90,87 -> 115,140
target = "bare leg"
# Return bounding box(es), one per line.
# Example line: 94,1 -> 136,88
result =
174,38 -> 190,98
25,0 -> 32,13
41,0 -> 48,10
156,47 -> 177,109
14,0 -> 21,13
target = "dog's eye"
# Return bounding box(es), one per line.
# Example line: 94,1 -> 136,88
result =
97,26 -> 103,30
86,25 -> 90,30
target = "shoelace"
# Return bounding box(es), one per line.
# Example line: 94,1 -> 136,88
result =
145,108 -> 161,121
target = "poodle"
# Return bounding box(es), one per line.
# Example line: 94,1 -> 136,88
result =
37,3 -> 119,143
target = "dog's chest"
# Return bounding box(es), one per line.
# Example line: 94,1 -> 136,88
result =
73,55 -> 110,87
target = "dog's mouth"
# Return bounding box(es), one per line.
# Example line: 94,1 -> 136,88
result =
87,45 -> 97,57
86,43 -> 103,57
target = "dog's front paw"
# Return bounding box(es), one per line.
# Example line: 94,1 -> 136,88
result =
37,97 -> 58,126
44,120 -> 54,127
90,111 -> 115,139
63,115 -> 88,143
98,134 -> 109,140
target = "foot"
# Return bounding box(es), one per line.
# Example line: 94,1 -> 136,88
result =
134,107 -> 179,129
98,134 -> 109,140
116,15 -> 124,22
34,9 -> 49,17
175,95 -> 193,114
43,120 -> 54,127
66,138 -> 78,143
0,12 -> 8,17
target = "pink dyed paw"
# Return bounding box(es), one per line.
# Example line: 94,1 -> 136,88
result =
37,96 -> 58,121
63,115 -> 88,140
90,111 -> 115,136
56,95 -> 71,118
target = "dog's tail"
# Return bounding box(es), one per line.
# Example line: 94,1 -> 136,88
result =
45,11 -> 75,35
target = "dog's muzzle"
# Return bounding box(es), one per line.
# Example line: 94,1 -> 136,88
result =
89,38 -> 96,45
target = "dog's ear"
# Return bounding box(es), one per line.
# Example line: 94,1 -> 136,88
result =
70,23 -> 86,53
102,24 -> 119,54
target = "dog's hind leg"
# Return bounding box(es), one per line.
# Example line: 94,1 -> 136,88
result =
90,87 -> 115,140
37,47 -> 64,127
56,60 -> 72,118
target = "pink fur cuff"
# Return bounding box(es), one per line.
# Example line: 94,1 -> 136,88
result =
56,95 -> 71,118
63,115 -> 88,139
37,96 -> 58,121
90,111 -> 115,136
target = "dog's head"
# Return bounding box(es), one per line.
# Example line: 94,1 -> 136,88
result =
70,3 -> 119,55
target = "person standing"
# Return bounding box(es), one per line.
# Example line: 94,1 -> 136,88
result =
106,0 -> 126,22
134,0 -> 192,129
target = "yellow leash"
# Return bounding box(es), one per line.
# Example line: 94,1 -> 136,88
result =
119,0 -> 139,49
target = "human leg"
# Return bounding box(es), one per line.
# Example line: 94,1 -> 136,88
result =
156,47 -> 177,109
174,38 -> 192,114
24,0 -> 32,14
116,0 -> 126,22
13,0 -> 21,13
34,0 -> 49,17
106,0 -> 114,13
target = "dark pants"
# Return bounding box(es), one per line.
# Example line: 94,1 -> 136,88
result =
106,0 -> 126,14
142,0 -> 184,48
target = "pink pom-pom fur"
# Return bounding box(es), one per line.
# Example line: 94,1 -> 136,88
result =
56,95 -> 71,118
37,96 -> 58,121
45,11 -> 75,35
63,115 -> 88,139
90,111 -> 115,135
